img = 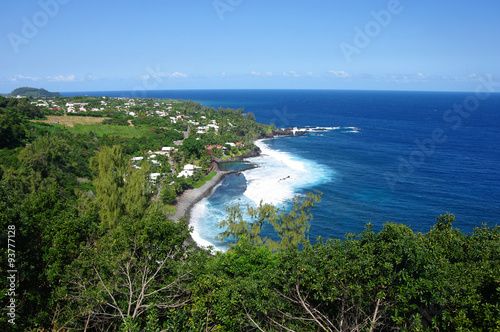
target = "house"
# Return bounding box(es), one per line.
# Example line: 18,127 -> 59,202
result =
207,124 -> 219,132
131,156 -> 144,162
196,126 -> 208,134
150,173 -> 162,184
184,164 -> 199,171
154,146 -> 178,156
177,164 -> 201,178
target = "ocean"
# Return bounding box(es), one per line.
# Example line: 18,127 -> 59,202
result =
62,89 -> 500,250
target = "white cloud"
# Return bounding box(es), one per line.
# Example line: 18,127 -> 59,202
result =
306,71 -> 320,78
169,72 -> 187,78
86,74 -> 99,81
9,75 -> 42,82
139,71 -> 186,81
329,70 -> 351,78
46,75 -> 76,82
282,71 -> 300,77
250,71 -> 261,76
264,71 -> 273,77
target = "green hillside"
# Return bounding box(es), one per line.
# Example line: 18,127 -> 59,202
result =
8,87 -> 61,98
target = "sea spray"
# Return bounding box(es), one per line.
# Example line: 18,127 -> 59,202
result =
190,138 -> 335,250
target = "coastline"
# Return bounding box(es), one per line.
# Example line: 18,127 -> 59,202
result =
170,168 -> 234,223
170,146 -> 264,223
171,131 -> 312,247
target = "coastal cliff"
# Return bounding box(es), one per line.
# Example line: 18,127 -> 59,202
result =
259,127 -> 309,139
213,145 -> 261,163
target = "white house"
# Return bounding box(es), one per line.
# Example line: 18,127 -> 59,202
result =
131,156 -> 144,161
177,164 -> 201,178
150,173 -> 162,184
196,126 -> 208,134
207,124 -> 219,132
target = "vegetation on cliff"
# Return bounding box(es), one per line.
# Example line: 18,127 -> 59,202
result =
7,87 -> 61,98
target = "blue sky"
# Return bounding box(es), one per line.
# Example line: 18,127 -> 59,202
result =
1,0 -> 499,93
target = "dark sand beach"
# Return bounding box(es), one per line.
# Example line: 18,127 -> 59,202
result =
170,170 -> 233,222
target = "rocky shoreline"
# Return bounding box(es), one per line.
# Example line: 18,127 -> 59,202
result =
172,126 -> 331,247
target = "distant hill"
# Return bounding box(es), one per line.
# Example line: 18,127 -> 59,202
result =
8,87 -> 61,98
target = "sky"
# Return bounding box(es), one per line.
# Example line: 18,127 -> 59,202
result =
1,0 -> 499,93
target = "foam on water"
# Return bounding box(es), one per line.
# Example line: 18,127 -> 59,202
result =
189,179 -> 239,251
189,138 -> 335,250
244,139 -> 334,205
190,199 -> 221,250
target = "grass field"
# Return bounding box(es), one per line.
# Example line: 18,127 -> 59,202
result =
32,115 -> 109,127
67,123 -> 150,138
32,116 -> 150,138
193,171 -> 217,189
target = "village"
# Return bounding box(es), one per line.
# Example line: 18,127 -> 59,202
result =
22,95 -> 260,204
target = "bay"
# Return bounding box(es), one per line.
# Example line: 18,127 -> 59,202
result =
62,89 -> 500,249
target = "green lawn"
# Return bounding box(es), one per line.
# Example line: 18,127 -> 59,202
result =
67,123 -> 151,138
192,171 -> 217,189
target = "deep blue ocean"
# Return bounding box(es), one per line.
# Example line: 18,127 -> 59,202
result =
63,90 -> 500,250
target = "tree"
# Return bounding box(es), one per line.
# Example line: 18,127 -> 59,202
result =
160,183 -> 177,204
61,212 -> 193,331
216,191 -> 322,251
90,146 -> 152,228
0,113 -> 25,149
8,136 -> 75,193
181,137 -> 204,159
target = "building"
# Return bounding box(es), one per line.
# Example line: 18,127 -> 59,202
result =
150,173 -> 162,184
177,164 -> 201,178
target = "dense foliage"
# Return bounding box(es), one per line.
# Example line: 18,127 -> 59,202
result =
7,87 -> 61,98
0,96 -> 498,331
